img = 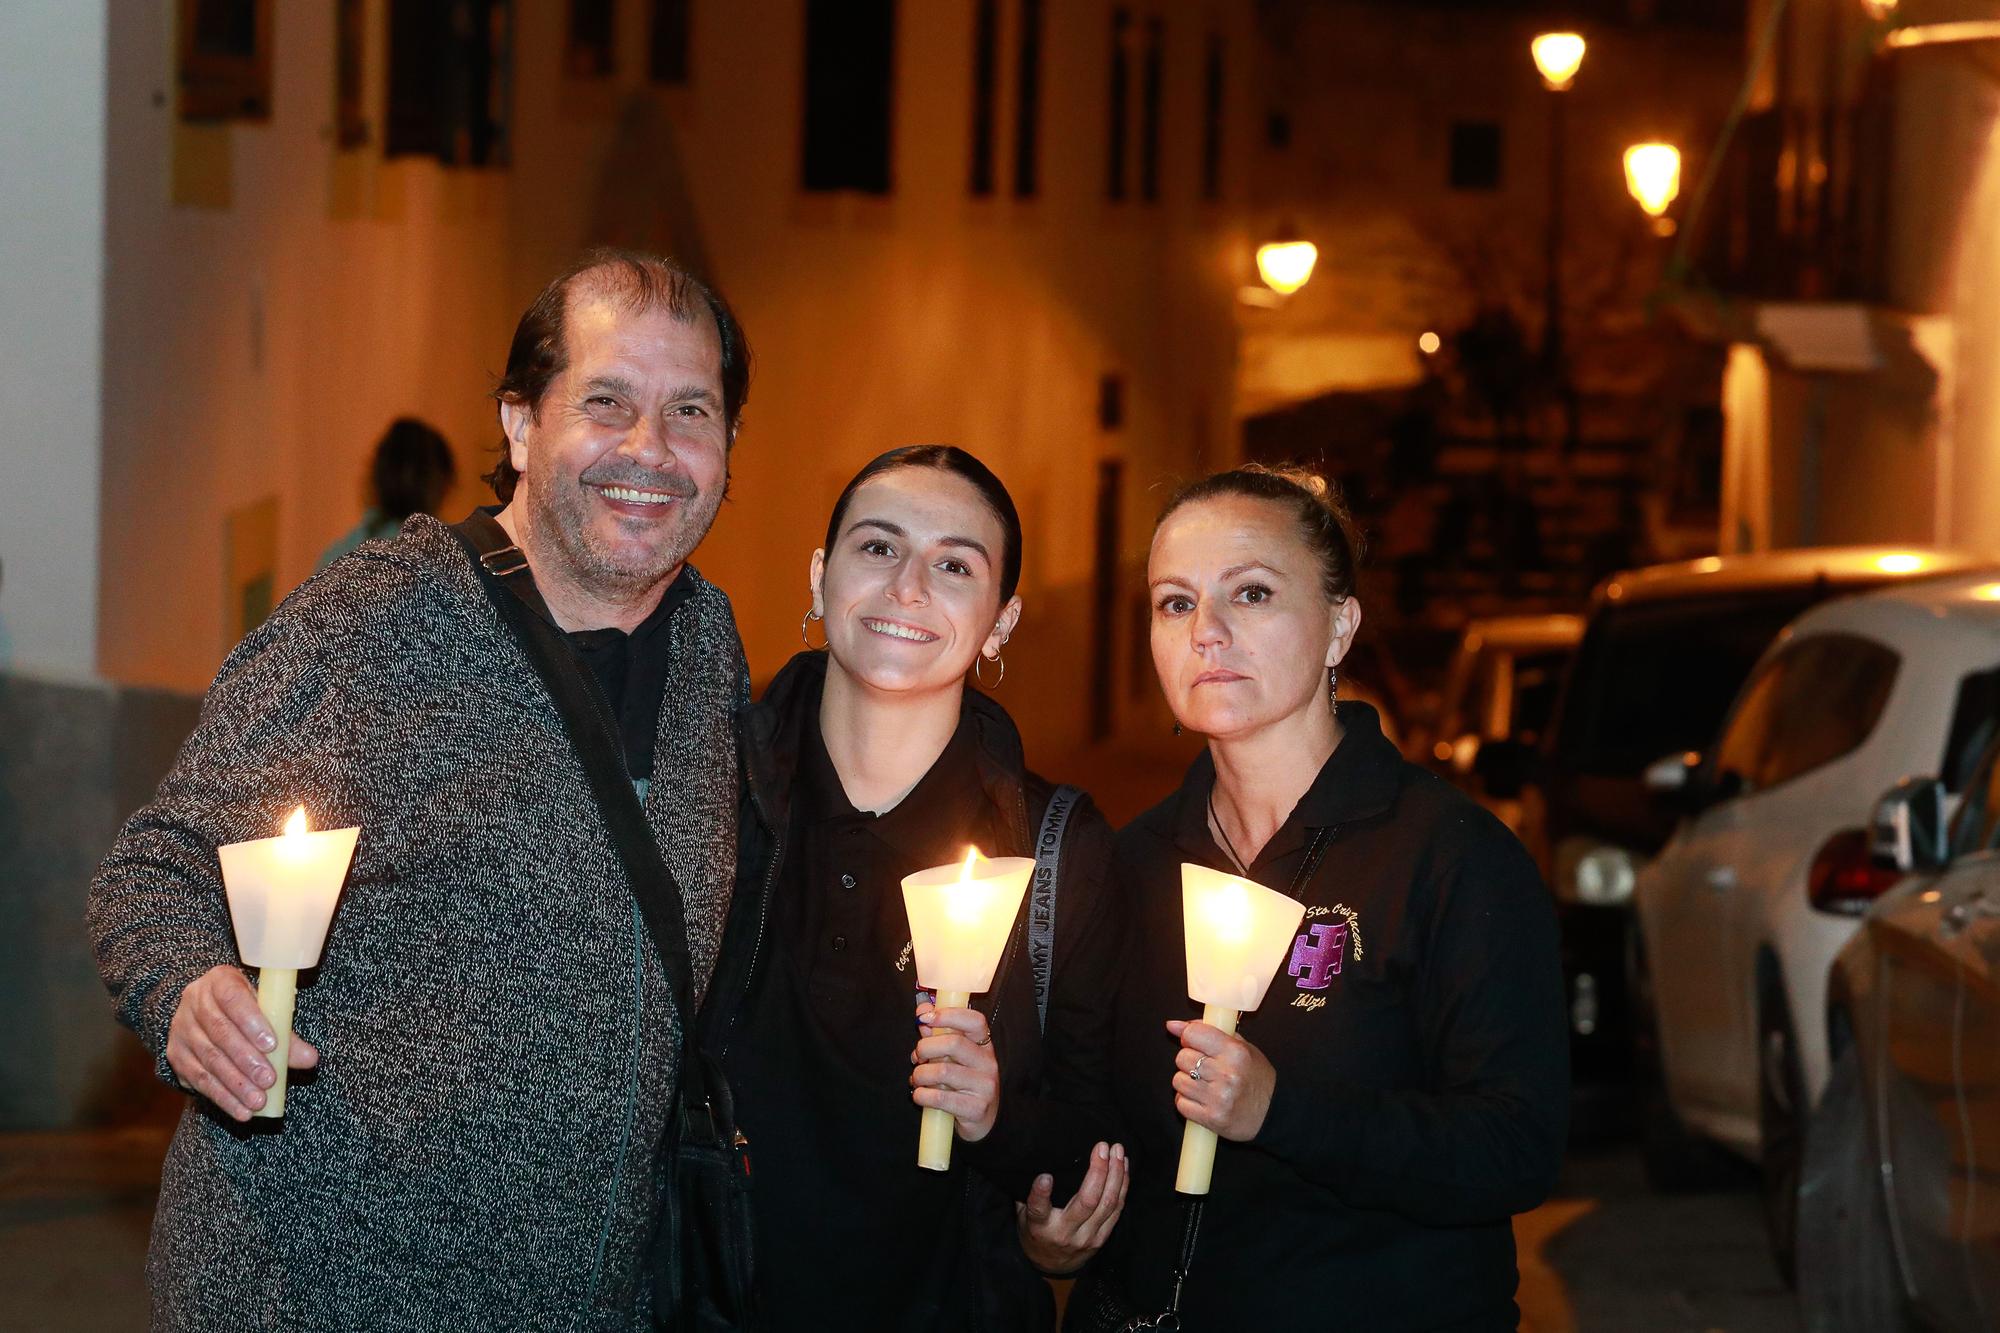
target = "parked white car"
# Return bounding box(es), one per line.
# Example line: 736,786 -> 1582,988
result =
1631,571 -> 2000,1280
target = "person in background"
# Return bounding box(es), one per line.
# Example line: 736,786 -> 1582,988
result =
706,446 -> 1130,1331
315,417 -> 457,570
1072,464 -> 1567,1332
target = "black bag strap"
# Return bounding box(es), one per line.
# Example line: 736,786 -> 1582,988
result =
450,516 -> 696,1023
1027,784 -> 1081,1037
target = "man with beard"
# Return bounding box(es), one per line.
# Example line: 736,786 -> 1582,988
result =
86,250 -> 750,1331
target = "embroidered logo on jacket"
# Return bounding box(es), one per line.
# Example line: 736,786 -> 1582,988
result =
1286,904 -> 1363,1008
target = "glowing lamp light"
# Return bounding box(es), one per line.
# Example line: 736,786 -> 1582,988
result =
1256,240 -> 1318,296
901,847 -> 1034,1170
1175,863 -> 1307,1194
1875,552 -> 1926,574
1861,0 -> 1897,20
1971,582 -> 2000,602
1624,143 -> 1682,218
1418,331 -> 1442,356
1531,32 -> 1587,91
217,805 -> 360,1117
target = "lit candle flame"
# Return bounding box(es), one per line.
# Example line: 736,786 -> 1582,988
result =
283,806 -> 309,838
947,847 -> 988,926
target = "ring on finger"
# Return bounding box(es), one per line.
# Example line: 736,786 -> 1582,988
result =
975,1032 -> 992,1047
1191,1055 -> 1206,1082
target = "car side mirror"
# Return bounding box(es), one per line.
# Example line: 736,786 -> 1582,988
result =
1644,751 -> 1707,810
1474,738 -> 1531,799
1870,776 -> 1948,874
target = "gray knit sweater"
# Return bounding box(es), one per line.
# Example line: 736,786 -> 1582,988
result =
86,516 -> 743,1332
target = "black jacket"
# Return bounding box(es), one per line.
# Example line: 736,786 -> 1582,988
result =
1086,703 -> 1568,1331
700,652 -> 1125,1332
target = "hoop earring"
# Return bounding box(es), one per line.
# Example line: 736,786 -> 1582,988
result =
801,608 -> 827,651
974,651 -> 1005,689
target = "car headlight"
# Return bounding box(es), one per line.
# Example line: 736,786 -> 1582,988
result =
1574,846 -> 1636,906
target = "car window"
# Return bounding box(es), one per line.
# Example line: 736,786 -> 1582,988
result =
1950,735 -> 2000,858
1550,590 -> 1828,776
1509,647 -> 1570,744
1940,665 -> 2000,794
1712,635 -> 1898,794
1711,652 -> 1793,790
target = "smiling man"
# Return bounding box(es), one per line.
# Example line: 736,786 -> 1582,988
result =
87,250 -> 751,1331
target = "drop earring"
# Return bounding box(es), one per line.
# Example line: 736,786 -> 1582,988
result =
1329,663 -> 1339,715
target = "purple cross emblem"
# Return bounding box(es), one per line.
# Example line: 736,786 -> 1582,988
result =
1288,922 -> 1347,991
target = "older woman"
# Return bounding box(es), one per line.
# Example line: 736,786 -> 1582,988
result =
707,446 -> 1130,1331
1074,466 -> 1567,1331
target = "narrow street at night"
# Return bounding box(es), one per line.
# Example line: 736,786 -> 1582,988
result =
7,0 -> 1999,1328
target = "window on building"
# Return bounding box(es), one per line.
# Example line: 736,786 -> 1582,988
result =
969,0 -> 1000,196
801,0 -> 895,194
650,0 -> 691,85
568,0 -> 615,78
178,0 -> 273,122
335,0 -> 367,148
1107,9 -> 1131,201
386,0 -> 514,167
1139,18 -> 1164,202
1200,34 -> 1224,201
1449,121 -> 1503,191
1012,0 -> 1043,197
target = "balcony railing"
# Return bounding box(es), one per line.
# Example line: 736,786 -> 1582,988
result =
1690,93 -> 1893,305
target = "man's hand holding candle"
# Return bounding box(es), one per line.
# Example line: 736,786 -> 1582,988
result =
166,965 -> 320,1122
1168,1017 -> 1276,1142
910,999 -> 1001,1142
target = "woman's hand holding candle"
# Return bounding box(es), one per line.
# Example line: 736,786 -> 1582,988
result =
1168,1017 -> 1277,1142
166,965 -> 321,1122
910,1000 -> 1001,1142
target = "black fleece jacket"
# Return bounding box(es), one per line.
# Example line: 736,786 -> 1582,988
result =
1086,703 -> 1568,1332
700,653 -> 1125,1332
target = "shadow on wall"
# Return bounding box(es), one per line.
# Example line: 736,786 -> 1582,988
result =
0,673 -> 198,1129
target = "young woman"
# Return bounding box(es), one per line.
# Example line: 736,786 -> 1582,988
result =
704,447 -> 1130,1331
1074,466 -> 1567,1331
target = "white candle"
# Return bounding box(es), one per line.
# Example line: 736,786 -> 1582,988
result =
901,847 -> 1034,1170
218,805 -> 359,1117
1174,862 -> 1306,1194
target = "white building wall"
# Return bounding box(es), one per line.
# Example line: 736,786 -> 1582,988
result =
92,0 -> 1254,756
0,1 -> 109,682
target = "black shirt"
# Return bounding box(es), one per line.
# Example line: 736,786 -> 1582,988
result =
457,507 -> 691,779
1094,704 -> 1568,1331
730,697 -> 1010,1329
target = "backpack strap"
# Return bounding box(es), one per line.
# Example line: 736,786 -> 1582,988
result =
1027,785 -> 1082,1037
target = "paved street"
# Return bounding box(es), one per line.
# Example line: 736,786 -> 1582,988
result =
0,1122 -> 1799,1332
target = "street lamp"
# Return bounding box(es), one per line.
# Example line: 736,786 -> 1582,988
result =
1624,142 -> 1682,230
1532,31 -> 1585,453
1256,232 -> 1318,296
1531,32 -> 1586,90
